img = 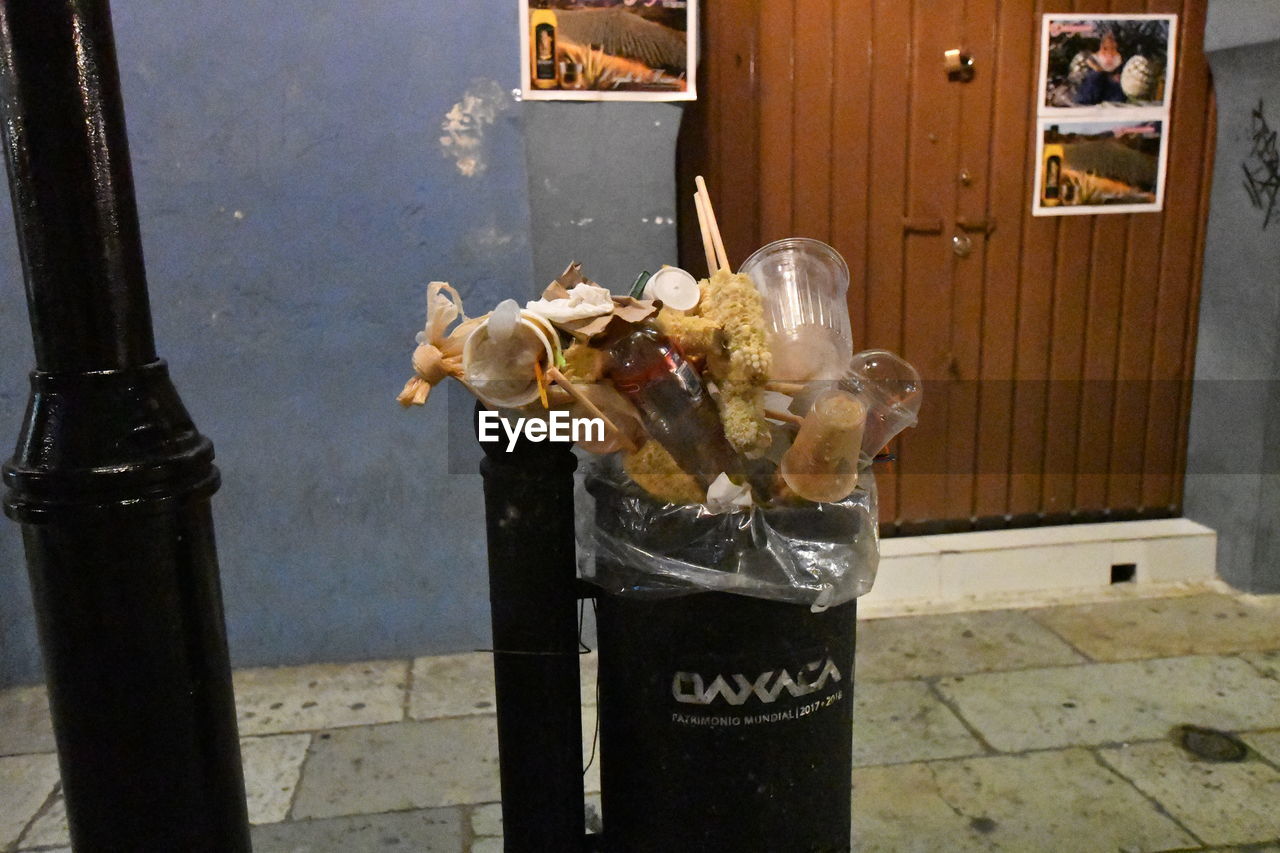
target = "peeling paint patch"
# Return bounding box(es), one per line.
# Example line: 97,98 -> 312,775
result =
471,224 -> 516,249
440,79 -> 510,178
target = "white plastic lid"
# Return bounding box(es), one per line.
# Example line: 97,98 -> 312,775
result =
643,266 -> 701,312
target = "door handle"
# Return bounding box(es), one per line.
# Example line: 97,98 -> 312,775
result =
956,216 -> 996,235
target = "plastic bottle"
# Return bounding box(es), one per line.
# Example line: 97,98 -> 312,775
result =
604,324 -> 743,487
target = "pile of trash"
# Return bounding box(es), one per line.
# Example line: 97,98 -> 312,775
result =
399,179 -> 921,608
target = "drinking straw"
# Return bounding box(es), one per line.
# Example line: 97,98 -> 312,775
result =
765,408 -> 805,426
765,380 -> 807,395
532,359 -> 551,409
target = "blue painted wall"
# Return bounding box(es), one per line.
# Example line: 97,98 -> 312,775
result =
0,1 -> 538,685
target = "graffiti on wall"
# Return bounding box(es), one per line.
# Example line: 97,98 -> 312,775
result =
1243,100 -> 1279,230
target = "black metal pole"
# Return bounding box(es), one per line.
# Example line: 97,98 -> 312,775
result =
477,404 -> 587,850
0,1 -> 251,850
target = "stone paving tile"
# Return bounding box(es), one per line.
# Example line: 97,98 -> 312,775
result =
470,839 -> 503,853
410,652 -> 598,721
233,659 -> 408,736
856,609 -> 1086,681
0,753 -> 60,849
16,793 -> 65,849
582,705 -> 601,795
851,680 -> 984,767
585,791 -> 603,835
1244,730 -> 1280,765
240,733 -> 312,824
293,700 -> 600,819
1099,741 -> 1280,847
936,656 -> 1280,752
291,717 -> 501,818
1032,594 -> 1280,662
17,732 -> 313,848
470,802 -> 502,837
580,651 -> 599,705
467,793 -> 603,845
851,749 -> 1196,852
1241,649 -> 1280,680
250,807 -> 463,852
411,653 -> 496,719
0,686 -> 54,757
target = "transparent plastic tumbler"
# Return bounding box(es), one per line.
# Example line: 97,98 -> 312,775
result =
739,238 -> 854,382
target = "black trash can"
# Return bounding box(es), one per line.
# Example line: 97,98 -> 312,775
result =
594,584 -> 857,853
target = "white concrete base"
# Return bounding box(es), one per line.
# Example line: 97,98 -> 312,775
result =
860,519 -> 1221,619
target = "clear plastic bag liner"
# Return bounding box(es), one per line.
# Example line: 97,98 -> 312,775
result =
576,453 -> 879,608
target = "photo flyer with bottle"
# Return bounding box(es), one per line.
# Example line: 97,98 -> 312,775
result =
1033,14 -> 1177,216
520,0 -> 697,101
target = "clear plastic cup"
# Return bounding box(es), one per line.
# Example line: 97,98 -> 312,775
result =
779,389 -> 866,502
462,310 -> 557,409
739,238 -> 853,382
840,350 -> 922,456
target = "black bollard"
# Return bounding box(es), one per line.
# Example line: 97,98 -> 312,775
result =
476,404 -> 587,851
0,1 -> 251,850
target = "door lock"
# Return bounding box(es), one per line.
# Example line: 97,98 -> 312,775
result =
944,49 -> 976,82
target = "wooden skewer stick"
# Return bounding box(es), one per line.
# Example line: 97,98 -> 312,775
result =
694,191 -> 717,278
765,380 -> 807,395
695,175 -> 730,272
545,367 -> 638,452
765,408 -> 805,426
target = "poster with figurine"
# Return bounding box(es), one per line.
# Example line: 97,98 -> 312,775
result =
519,0 -> 696,101
1034,14 -> 1177,215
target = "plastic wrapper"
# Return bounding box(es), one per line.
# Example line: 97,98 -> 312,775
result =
576,452 -> 879,610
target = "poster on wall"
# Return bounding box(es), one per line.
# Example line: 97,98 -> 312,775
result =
519,0 -> 697,101
1039,15 -> 1177,111
1034,14 -> 1176,216
1033,118 -> 1169,215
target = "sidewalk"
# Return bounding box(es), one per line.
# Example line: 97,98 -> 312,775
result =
3,589 -> 1279,852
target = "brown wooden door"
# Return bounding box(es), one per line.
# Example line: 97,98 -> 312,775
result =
679,0 -> 1214,533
